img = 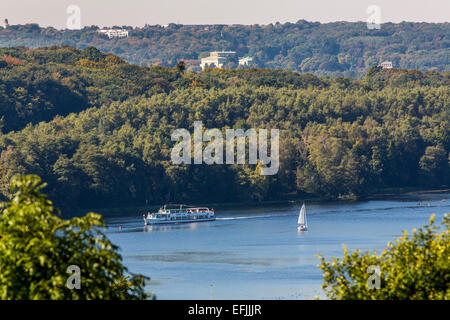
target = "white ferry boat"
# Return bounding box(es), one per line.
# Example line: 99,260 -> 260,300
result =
143,204 -> 215,225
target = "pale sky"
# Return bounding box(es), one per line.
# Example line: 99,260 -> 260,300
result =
0,0 -> 449,29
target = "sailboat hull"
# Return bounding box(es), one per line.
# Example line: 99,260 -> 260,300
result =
298,225 -> 308,231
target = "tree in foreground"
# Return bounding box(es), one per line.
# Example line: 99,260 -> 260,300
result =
318,214 -> 449,299
0,174 -> 150,299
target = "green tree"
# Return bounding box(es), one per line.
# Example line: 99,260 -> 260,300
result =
318,214 -> 450,299
0,174 -> 150,299
419,145 -> 448,186
176,60 -> 186,74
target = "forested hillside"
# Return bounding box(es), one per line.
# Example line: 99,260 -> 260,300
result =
0,46 -> 183,132
0,21 -> 448,77
0,47 -> 449,213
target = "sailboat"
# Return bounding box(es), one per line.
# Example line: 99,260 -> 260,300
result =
297,203 -> 308,231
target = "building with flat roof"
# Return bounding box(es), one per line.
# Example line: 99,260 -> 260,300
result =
238,56 -> 253,67
379,61 -> 393,69
98,29 -> 129,39
200,51 -> 236,70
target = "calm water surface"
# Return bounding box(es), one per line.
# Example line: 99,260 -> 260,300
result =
105,193 -> 449,299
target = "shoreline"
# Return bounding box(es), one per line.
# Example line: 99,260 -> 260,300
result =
69,186 -> 450,218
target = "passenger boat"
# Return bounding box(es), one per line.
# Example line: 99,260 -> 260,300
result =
143,204 -> 215,225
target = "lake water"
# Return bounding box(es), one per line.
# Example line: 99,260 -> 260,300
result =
105,192 -> 449,299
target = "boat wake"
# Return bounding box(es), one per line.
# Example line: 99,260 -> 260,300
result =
217,213 -> 292,221
217,216 -> 262,220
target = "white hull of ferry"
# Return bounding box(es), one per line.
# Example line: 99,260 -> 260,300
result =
144,217 -> 216,225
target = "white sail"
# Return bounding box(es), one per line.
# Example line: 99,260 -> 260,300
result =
297,203 -> 307,226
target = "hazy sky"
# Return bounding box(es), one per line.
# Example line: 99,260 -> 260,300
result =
0,0 -> 449,29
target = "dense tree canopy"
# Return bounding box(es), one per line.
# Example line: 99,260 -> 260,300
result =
0,46 -> 181,132
0,47 -> 448,214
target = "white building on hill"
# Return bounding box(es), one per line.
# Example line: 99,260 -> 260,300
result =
379,61 -> 393,69
98,29 -> 129,39
238,56 -> 253,66
200,51 -> 236,69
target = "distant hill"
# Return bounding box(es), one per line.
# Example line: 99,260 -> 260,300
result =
1,46 -> 448,133
0,46 -> 182,132
0,47 -> 448,212
0,21 -> 448,77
